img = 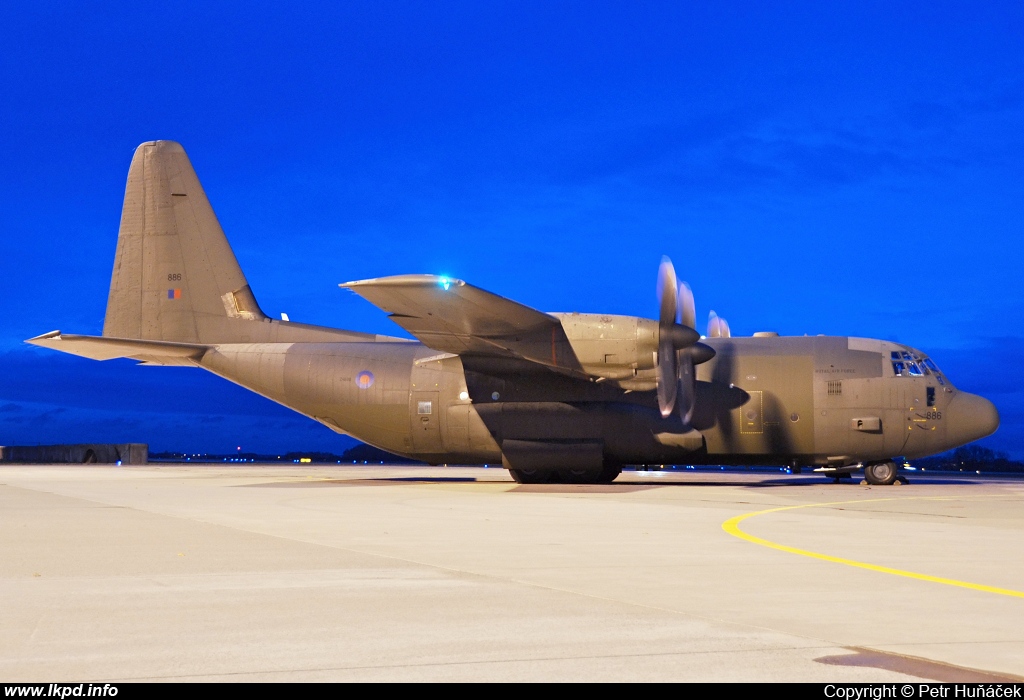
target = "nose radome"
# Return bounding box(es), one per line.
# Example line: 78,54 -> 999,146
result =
946,392 -> 1000,446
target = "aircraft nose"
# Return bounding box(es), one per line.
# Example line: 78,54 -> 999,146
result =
945,392 -> 1000,446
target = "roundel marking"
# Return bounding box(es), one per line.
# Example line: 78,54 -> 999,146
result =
356,371 -> 375,389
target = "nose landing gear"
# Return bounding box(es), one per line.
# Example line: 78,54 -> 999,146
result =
862,460 -> 900,485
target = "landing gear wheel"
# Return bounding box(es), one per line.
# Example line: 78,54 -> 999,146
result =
558,468 -> 593,484
864,461 -> 898,486
558,464 -> 623,484
508,468 -> 553,484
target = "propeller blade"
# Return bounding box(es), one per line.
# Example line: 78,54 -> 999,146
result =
676,348 -> 695,425
657,257 -> 679,326
678,281 -> 695,330
657,339 -> 677,417
656,257 -> 701,419
708,310 -> 722,338
720,317 -> 731,339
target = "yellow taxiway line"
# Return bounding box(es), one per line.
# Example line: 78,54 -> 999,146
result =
722,497 -> 1024,599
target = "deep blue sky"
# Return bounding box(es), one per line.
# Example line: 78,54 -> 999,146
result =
1,2 -> 1022,457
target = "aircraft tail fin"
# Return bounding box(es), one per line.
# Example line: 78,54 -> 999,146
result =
103,141 -> 268,343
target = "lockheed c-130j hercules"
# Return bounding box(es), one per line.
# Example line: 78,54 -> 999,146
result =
28,141 -> 1000,485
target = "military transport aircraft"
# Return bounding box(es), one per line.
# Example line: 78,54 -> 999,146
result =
28,141 -> 1000,484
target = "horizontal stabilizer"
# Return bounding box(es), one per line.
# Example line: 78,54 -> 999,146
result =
26,331 -> 207,366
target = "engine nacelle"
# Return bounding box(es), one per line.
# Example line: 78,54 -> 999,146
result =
554,313 -> 659,379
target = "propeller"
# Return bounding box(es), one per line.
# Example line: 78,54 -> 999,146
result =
707,310 -> 731,338
655,257 -> 702,422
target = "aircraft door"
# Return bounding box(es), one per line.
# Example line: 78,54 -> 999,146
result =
885,380 -> 911,456
888,380 -> 907,409
901,383 -> 939,457
411,391 -> 443,453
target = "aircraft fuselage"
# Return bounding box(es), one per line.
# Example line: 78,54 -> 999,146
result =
199,325 -> 995,470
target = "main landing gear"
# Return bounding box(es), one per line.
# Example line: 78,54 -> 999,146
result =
508,464 -> 622,484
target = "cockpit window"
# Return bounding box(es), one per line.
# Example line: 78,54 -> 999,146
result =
892,361 -> 925,376
891,350 -> 938,379
892,352 -> 948,384
923,357 -> 946,385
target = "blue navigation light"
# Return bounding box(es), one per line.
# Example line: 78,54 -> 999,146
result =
439,277 -> 451,291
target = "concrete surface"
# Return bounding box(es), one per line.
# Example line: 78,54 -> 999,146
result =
1,465 -> 1022,682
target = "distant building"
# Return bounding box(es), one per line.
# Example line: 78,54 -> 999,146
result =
0,444 -> 148,464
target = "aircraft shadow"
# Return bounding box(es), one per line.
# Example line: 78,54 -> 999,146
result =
239,477 -> 481,488
237,475 -> 988,489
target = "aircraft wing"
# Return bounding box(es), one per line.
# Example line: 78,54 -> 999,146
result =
341,275 -> 583,372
